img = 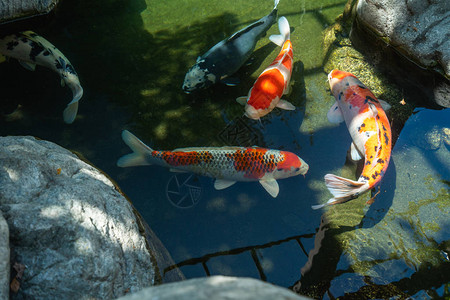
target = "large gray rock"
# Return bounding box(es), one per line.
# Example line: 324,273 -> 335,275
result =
0,136 -> 156,299
0,212 -> 9,300
353,0 -> 450,107
356,0 -> 450,78
0,0 -> 58,24
117,276 -> 310,300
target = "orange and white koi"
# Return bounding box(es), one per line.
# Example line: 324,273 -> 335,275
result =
117,130 -> 308,198
236,16 -> 295,120
312,70 -> 392,209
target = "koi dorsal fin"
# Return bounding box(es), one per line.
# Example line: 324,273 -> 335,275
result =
378,99 -> 391,111
228,21 -> 265,42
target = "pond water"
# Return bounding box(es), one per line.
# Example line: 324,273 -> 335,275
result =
1,0 -> 449,298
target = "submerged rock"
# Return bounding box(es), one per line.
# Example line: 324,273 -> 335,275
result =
0,212 -> 9,300
0,136 -> 157,299
117,276 -> 310,300
0,0 -> 58,24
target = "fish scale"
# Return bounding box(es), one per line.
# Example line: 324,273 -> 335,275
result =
153,148 -> 285,180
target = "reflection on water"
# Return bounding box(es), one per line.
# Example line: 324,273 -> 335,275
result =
1,0 -> 449,298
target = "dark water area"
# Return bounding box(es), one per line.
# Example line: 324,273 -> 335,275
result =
1,0 -> 449,298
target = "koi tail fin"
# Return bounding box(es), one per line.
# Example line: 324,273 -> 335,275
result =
311,174 -> 368,210
274,0 -> 280,10
269,16 -> 290,47
63,100 -> 79,124
63,80 -> 83,124
117,130 -> 154,167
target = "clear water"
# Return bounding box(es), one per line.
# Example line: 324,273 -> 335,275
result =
1,0 -> 449,298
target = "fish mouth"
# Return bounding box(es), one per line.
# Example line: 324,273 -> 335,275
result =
301,162 -> 309,174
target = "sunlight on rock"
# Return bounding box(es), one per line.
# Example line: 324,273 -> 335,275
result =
69,199 -> 141,253
74,237 -> 93,254
209,275 -> 235,285
72,167 -> 114,188
40,205 -> 67,219
4,166 -> 19,182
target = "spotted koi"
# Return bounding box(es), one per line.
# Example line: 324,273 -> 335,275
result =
117,130 -> 308,198
0,31 -> 83,124
236,16 -> 295,120
312,69 -> 392,209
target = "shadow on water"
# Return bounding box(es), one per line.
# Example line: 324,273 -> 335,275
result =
357,159 -> 396,229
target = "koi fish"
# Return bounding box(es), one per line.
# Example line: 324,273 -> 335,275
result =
182,0 -> 280,93
236,16 -> 295,120
0,31 -> 83,124
312,69 -> 392,209
117,130 -> 308,198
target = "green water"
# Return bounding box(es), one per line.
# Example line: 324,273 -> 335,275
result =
1,0 -> 449,298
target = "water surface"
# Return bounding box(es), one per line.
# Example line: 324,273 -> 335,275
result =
1,0 -> 448,298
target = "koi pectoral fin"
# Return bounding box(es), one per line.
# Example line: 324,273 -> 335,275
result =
327,101 -> 344,123
169,168 -> 188,173
19,60 -> 36,71
378,99 -> 391,111
236,96 -> 248,105
260,179 -> 279,198
283,84 -> 291,95
276,99 -> 295,110
269,34 -> 284,47
214,179 -> 237,190
350,142 -> 363,161
221,77 -> 240,86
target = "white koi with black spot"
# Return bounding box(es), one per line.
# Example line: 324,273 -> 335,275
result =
312,69 -> 392,209
0,31 -> 83,123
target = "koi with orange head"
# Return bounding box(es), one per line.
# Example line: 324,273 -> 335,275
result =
117,130 -> 308,198
312,69 -> 392,209
237,16 -> 295,120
